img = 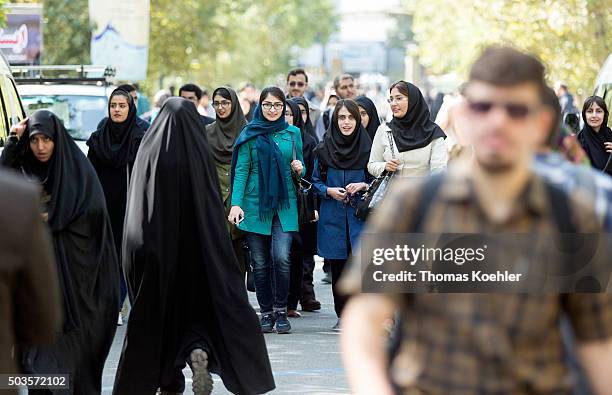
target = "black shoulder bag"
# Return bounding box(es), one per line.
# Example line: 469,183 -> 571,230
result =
291,133 -> 317,224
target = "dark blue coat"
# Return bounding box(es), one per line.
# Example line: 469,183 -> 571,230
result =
312,159 -> 370,259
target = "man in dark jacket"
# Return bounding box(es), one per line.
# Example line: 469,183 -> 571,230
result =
0,168 -> 61,380
179,83 -> 215,126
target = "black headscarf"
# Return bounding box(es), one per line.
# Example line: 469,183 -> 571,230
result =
314,104 -> 372,170
87,88 -> 145,167
355,96 -> 381,141
288,98 -> 318,181
387,81 -> 446,152
291,96 -> 318,142
578,106 -> 612,175
1,110 -> 119,393
117,98 -> 275,394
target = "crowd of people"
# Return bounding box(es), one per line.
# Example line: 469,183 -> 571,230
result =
1,44 -> 612,395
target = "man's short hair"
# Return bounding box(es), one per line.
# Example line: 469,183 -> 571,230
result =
179,83 -> 203,100
333,73 -> 354,90
117,83 -> 136,93
469,46 -> 545,91
287,68 -> 308,83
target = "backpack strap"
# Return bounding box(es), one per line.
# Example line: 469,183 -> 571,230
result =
388,173 -> 445,369
544,181 -> 577,234
409,173 -> 445,233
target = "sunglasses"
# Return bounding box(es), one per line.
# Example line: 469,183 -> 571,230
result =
289,81 -> 306,88
467,99 -> 539,119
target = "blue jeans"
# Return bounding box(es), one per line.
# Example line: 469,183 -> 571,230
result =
246,215 -> 294,314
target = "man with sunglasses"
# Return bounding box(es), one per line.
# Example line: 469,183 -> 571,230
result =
286,68 -> 321,128
339,46 -> 612,395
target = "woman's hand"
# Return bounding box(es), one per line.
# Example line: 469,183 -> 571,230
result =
10,118 -> 28,139
228,206 -> 245,225
604,142 -> 612,154
310,210 -> 319,223
327,187 -> 347,202
385,158 -> 401,172
345,182 -> 368,195
291,160 -> 303,176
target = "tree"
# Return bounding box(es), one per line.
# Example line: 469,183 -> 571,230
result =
13,0 -> 91,65
0,1 -> 7,27
13,0 -> 336,90
153,0 -> 337,89
406,0 -> 612,94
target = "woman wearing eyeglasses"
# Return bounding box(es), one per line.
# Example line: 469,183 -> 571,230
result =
312,99 -> 372,331
206,86 -> 248,274
368,81 -> 447,179
228,87 -> 305,334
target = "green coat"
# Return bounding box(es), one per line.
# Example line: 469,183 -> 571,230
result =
231,125 -> 304,235
214,161 -> 232,208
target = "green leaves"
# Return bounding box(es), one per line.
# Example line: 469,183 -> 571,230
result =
408,0 -> 612,93
8,0 -> 336,90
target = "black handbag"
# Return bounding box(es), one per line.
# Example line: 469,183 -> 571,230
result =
355,130 -> 396,220
291,133 -> 317,224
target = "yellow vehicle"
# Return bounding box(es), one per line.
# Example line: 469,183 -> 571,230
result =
0,51 -> 26,152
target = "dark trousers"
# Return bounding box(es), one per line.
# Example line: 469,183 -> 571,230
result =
288,234 -> 304,310
323,259 -> 331,273
245,216 -> 293,314
300,255 -> 317,304
329,258 -> 348,318
232,236 -> 247,276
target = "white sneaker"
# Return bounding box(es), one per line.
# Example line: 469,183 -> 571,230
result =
117,313 -> 123,326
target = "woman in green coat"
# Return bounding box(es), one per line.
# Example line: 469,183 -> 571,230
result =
229,86 -> 305,335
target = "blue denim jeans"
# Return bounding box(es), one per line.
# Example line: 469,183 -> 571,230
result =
245,215 -> 294,314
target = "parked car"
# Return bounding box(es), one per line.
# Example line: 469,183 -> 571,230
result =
18,84 -> 112,153
14,65 -> 115,154
0,52 -> 26,155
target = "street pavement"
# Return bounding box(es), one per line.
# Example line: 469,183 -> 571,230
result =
101,258 -> 350,394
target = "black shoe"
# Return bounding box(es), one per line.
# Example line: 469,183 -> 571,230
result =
300,299 -> 321,312
275,311 -> 292,334
260,313 -> 276,333
322,272 -> 332,284
332,319 -> 341,332
188,349 -> 213,395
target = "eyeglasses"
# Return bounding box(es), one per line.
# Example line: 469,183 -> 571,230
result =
289,81 -> 306,88
262,102 -> 284,111
467,99 -> 539,120
213,100 -> 231,108
387,96 -> 407,104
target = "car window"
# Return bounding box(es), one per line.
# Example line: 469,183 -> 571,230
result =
21,94 -> 108,141
1,76 -> 24,127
